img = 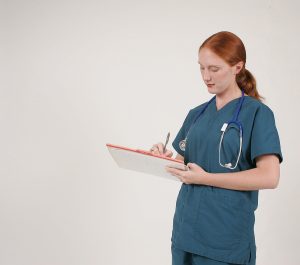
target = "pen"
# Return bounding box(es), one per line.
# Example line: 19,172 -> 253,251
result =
163,132 -> 170,154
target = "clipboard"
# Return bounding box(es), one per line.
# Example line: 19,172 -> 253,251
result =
106,143 -> 188,181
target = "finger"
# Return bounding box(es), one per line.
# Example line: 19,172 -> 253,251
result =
152,148 -> 161,155
164,150 -> 173,157
166,165 -> 186,173
165,166 -> 182,176
157,142 -> 164,154
167,169 -> 183,181
150,144 -> 160,154
172,173 -> 185,183
175,175 -> 183,182
187,163 -> 197,170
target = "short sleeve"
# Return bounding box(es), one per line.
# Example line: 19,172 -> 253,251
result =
172,110 -> 193,157
250,106 -> 283,165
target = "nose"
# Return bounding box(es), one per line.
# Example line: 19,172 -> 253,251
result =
202,69 -> 212,82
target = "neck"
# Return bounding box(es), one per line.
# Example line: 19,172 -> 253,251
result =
215,86 -> 243,110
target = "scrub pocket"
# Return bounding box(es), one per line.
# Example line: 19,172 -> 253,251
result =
195,189 -> 252,250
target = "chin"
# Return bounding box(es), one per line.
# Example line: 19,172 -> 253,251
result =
207,86 -> 217,95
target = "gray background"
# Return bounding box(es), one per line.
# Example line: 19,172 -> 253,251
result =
1,0 -> 299,264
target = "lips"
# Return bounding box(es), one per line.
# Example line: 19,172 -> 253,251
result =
207,84 -> 215,87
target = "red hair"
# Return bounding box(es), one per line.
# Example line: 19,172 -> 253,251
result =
199,31 -> 264,101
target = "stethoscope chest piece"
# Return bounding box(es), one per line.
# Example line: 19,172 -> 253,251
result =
179,139 -> 187,152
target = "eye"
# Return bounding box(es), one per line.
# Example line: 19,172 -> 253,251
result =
211,67 -> 219,72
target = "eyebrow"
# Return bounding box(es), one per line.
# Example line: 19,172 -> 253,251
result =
198,63 -> 221,68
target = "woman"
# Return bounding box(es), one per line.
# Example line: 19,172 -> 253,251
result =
150,31 -> 283,265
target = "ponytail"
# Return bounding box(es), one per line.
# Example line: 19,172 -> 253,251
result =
236,67 -> 264,102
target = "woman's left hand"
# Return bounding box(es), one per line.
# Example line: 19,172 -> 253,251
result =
166,163 -> 208,185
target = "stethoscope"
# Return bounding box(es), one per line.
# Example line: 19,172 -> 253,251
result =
179,89 -> 245,170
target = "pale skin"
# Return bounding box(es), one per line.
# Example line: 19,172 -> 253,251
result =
150,48 -> 280,190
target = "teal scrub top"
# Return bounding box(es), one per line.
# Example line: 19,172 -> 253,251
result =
171,95 -> 283,264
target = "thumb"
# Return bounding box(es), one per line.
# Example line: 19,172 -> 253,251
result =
187,163 -> 197,170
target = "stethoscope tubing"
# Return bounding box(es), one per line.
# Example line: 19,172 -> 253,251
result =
179,89 -> 245,170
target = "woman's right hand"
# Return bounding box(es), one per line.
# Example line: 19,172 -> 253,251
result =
150,142 -> 173,158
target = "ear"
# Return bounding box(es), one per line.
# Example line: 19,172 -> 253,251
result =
235,61 -> 244,74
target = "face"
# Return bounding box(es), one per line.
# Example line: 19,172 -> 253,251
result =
198,48 -> 243,95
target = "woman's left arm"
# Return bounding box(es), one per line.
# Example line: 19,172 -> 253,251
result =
166,154 -> 280,190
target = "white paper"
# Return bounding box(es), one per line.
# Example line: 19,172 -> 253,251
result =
107,145 -> 187,181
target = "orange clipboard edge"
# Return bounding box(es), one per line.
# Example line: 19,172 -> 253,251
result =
106,143 -> 184,164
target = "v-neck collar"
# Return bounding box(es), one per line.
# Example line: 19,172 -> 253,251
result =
212,95 -> 249,113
